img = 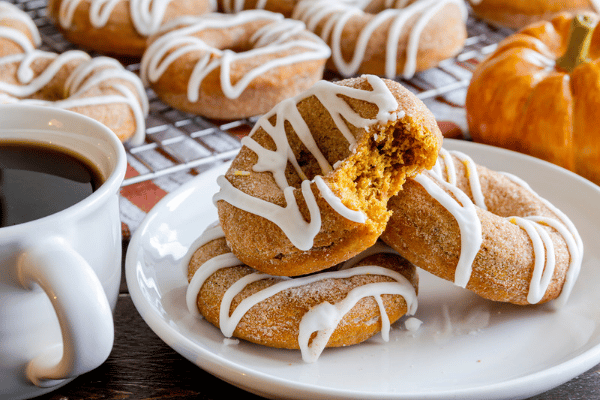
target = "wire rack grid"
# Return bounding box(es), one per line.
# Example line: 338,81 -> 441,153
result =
8,0 -> 513,187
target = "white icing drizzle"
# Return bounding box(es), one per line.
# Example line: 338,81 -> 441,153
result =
500,172 -> 583,307
292,0 -> 468,79
0,9 -> 148,145
65,57 -> 149,145
433,148 -> 487,210
0,50 -> 90,97
0,2 -> 41,52
215,175 -> 323,251
509,216 -> 555,304
415,148 -> 583,304
213,75 -> 399,250
55,0 -> 216,37
0,51 -> 148,146
414,171 -> 482,288
184,223 -> 417,362
140,10 -> 331,101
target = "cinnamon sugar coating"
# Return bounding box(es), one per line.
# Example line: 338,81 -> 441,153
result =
188,237 -> 418,352
141,11 -> 330,120
293,0 -> 467,79
215,76 -> 442,276
0,2 -> 148,144
382,152 -> 579,305
46,0 -> 215,57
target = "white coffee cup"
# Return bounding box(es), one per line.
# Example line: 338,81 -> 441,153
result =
0,104 -> 127,399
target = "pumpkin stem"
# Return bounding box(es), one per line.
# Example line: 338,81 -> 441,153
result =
556,14 -> 596,73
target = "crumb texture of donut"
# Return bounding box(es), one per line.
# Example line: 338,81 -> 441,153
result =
215,75 -> 442,276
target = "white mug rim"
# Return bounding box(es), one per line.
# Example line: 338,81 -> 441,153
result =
0,104 -> 127,233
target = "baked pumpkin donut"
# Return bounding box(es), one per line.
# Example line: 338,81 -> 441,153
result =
140,10 -> 331,120
184,222 -> 419,363
0,2 -> 41,57
468,0 -> 599,29
381,148 -> 583,306
214,75 -> 442,276
0,2 -> 148,144
46,0 -> 216,57
217,0 -> 299,17
292,0 -> 468,79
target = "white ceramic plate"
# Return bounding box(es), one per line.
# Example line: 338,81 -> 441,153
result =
126,139 -> 600,400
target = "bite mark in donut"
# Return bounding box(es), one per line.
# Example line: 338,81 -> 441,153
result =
184,222 -> 418,363
382,148 -> 583,305
140,10 -> 331,120
0,3 -> 148,144
214,75 -> 442,276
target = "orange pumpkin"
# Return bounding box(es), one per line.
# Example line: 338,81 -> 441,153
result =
466,13 -> 600,185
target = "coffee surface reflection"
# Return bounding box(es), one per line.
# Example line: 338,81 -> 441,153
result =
0,142 -> 103,227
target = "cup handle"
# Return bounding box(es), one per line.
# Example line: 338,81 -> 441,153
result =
17,236 -> 114,388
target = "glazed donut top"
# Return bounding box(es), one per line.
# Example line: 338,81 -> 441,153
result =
0,51 -> 149,145
213,75 -> 405,251
418,148 -> 583,306
140,10 -> 331,101
54,0 -> 217,36
0,3 -> 148,145
183,222 -> 418,362
292,0 -> 468,78
218,0 -> 298,16
0,2 -> 41,55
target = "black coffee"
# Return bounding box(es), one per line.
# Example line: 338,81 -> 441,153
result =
0,142 -> 104,228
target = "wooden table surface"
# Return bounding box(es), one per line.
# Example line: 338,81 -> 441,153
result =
28,243 -> 600,400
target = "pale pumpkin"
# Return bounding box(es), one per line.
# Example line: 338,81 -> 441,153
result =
466,13 -> 600,185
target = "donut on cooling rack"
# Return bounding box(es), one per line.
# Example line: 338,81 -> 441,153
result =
213,75 -> 442,277
46,0 -> 216,57
184,222 -> 419,363
467,0 -> 600,29
140,10 -> 331,120
217,0 -> 299,17
381,148 -> 583,306
292,0 -> 468,79
0,2 -> 148,144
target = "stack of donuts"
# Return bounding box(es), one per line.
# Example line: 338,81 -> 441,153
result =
184,75 -> 442,362
15,0 -> 585,361
183,75 -> 583,362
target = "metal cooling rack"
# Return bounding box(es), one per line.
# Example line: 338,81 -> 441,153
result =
8,0 -> 513,187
